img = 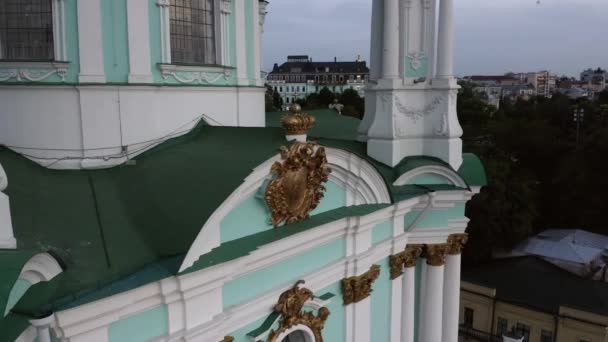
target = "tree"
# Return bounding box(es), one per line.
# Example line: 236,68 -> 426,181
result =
339,89 -> 365,119
272,88 -> 283,110
264,84 -> 275,112
318,87 -> 335,107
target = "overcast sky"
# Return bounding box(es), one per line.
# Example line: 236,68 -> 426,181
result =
263,0 -> 608,77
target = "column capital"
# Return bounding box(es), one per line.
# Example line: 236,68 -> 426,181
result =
447,233 -> 468,255
342,264 -> 381,305
423,244 -> 450,266
389,244 -> 424,279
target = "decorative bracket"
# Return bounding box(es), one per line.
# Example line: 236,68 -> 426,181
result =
342,264 -> 381,305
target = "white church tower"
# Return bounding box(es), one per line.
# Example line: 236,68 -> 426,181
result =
359,0 -> 463,170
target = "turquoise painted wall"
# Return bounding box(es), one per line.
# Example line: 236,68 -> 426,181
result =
108,305 -> 168,342
227,315 -> 269,342
370,258 -> 391,342
102,0 -> 130,83
220,191 -> 272,243
244,0 -> 255,85
317,282 -> 345,342
223,238 -> 345,308
405,56 -> 428,78
148,0 -> 163,82
404,202 -> 466,230
372,220 -> 392,245
220,181 -> 347,244
4,279 -> 32,316
407,174 -> 452,185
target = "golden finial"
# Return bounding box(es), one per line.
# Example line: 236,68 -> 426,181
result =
281,103 -> 316,136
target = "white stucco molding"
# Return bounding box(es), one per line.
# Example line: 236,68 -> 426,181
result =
159,64 -> 234,85
179,148 -> 392,272
46,187 -> 477,342
392,164 -> 467,188
0,62 -> 69,82
0,161 -> 16,249
18,253 -> 64,284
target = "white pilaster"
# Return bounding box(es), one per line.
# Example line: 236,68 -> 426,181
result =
436,0 -> 454,79
127,0 -> 153,83
77,0 -> 105,83
423,0 -> 437,80
382,0 -> 400,79
157,0 -> 171,64
442,253 -> 461,342
390,276 -> 403,341
234,0 -> 249,85
420,263 -> 444,342
220,0 -> 232,66
401,266 -> 416,342
51,0 -> 67,61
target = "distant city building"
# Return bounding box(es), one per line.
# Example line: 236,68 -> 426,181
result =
502,84 -> 535,101
267,55 -> 369,107
465,75 -> 520,87
460,256 -> 608,342
513,71 -> 557,97
580,68 -> 607,92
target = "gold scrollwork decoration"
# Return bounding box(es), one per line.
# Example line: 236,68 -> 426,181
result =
424,244 -> 450,266
220,337 -> 234,342
267,280 -> 330,342
389,244 -> 424,279
342,264 -> 381,305
265,142 -> 331,227
447,233 -> 469,255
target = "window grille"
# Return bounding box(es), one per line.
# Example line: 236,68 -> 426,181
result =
0,0 -> 54,60
169,0 -> 216,65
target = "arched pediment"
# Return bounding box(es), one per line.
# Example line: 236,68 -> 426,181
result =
179,148 -> 391,272
392,165 -> 467,188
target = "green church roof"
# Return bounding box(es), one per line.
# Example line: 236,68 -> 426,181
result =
0,109 -> 485,338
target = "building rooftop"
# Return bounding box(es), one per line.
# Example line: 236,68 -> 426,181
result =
270,60 -> 369,75
0,109 -> 485,339
463,256 -> 608,316
514,229 -> 608,264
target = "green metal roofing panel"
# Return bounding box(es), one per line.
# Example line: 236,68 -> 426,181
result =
458,153 -> 487,186
0,250 -> 37,318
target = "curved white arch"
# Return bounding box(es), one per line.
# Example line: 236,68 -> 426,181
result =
19,253 -> 63,284
275,324 -> 316,342
392,165 -> 467,188
179,148 -> 391,272
4,253 -> 63,317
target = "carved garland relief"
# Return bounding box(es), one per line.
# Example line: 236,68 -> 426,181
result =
265,142 -> 331,227
267,281 -> 330,342
342,264 -> 381,305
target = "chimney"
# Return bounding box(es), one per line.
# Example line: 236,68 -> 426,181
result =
334,57 -> 337,63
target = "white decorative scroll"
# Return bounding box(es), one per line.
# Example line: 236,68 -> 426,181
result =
259,1 -> 269,29
0,162 -> 7,192
0,63 -> 69,82
394,94 -> 445,123
161,67 -> 232,84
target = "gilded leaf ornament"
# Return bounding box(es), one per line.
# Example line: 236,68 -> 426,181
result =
265,142 -> 331,227
267,280 -> 330,342
342,264 -> 381,305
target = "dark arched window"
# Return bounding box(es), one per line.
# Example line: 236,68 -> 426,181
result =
169,0 -> 217,65
0,0 -> 54,60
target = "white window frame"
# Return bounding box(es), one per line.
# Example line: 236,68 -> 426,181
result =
0,0 -> 67,62
157,0 -> 226,66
